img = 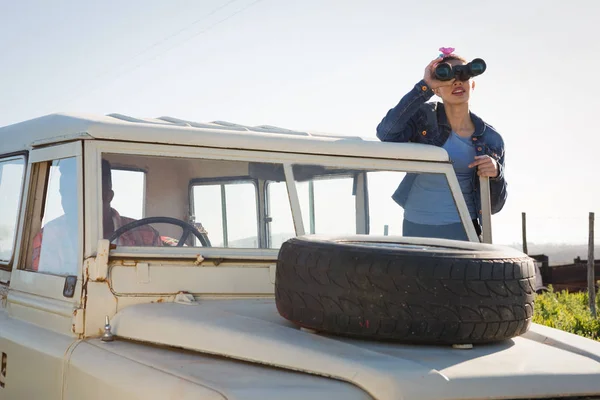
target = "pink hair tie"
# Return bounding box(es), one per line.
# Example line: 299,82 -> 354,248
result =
438,47 -> 455,58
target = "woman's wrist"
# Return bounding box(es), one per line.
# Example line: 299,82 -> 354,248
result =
416,80 -> 434,98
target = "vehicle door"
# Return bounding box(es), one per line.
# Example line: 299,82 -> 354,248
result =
0,142 -> 84,400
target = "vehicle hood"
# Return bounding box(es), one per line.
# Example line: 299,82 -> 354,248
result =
111,299 -> 600,400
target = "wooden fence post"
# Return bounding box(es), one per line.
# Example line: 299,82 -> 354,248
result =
588,212 -> 596,317
522,212 -> 528,255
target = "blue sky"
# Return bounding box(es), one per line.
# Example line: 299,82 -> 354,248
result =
1,0 -> 598,245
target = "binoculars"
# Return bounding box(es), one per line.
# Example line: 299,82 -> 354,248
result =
435,58 -> 486,81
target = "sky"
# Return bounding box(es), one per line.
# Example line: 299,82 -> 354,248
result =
1,0 -> 599,246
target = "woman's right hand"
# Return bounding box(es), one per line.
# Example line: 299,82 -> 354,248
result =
423,58 -> 455,90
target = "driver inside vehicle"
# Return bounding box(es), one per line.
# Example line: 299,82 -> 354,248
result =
99,159 -> 163,247
32,159 -> 162,273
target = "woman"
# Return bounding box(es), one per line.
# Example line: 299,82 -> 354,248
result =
376,48 -> 507,241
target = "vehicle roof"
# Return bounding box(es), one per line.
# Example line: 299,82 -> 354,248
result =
0,112 -> 449,162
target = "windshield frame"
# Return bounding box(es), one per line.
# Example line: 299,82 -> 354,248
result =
83,140 -> 478,259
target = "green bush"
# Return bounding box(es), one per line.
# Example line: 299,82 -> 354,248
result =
533,286 -> 600,340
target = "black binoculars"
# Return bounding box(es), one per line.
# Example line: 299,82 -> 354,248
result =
434,58 -> 486,81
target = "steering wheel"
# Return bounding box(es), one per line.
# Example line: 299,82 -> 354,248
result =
108,216 -> 211,247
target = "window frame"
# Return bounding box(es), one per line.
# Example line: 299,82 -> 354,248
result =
84,140 -> 478,260
0,152 -> 28,271
18,144 -> 84,277
9,141 -> 84,304
264,179 -> 295,249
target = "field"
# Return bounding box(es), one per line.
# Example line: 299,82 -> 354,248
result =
534,286 -> 600,340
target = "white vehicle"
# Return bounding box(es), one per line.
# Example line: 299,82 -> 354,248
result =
0,112 -> 599,400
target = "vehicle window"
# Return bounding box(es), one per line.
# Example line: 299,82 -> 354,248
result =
367,170 -> 468,240
285,164 -> 469,241
367,171 -> 407,236
101,153 -> 265,249
0,156 -> 26,264
98,152 -> 472,251
29,157 -> 79,275
111,169 -> 145,220
296,177 -> 356,235
192,182 -> 258,248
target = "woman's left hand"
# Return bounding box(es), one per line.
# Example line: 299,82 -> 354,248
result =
469,155 -> 499,178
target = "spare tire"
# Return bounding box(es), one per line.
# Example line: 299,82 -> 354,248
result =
275,235 -> 537,345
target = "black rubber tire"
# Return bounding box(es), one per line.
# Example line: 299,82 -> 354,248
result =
275,236 -> 537,345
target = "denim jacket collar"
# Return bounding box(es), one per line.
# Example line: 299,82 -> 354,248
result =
435,103 -> 485,137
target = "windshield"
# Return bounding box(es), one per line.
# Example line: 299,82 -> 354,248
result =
99,151 -> 472,250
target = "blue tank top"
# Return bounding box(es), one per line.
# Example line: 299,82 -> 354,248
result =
404,131 -> 478,224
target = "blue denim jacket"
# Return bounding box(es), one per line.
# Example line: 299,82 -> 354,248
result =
376,79 -> 508,225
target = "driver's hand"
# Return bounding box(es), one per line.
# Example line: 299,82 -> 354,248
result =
161,236 -> 179,246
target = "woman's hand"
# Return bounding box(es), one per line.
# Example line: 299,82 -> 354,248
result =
423,58 -> 455,90
469,155 -> 499,178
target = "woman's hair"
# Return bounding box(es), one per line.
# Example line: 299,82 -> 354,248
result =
441,54 -> 467,64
